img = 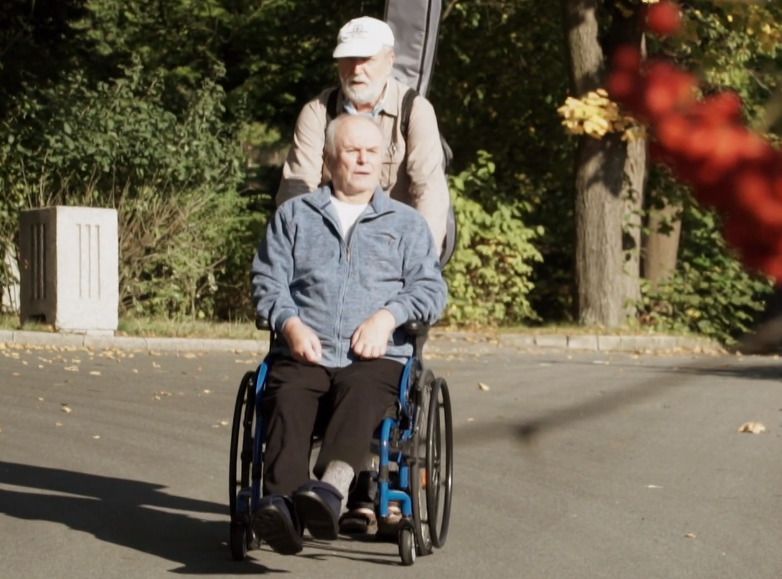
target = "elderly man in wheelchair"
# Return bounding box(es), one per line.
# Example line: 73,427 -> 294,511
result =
244,114 -> 447,559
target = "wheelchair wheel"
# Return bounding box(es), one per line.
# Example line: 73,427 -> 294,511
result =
229,371 -> 258,561
409,369 -> 434,556
398,521 -> 417,566
425,377 -> 453,548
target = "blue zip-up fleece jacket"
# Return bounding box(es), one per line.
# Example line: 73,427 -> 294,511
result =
251,184 -> 448,368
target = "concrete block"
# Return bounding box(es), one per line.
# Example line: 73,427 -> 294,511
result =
617,336 -> 649,352
534,335 -> 568,349
597,335 -> 623,351
500,334 -> 536,349
14,330 -> 85,348
19,206 -> 118,334
567,335 -> 599,351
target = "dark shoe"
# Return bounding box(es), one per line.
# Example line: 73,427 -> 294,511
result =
339,506 -> 377,535
293,480 -> 343,540
252,494 -> 302,555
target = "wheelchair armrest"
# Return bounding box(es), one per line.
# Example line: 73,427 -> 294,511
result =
403,320 -> 430,337
255,315 -> 271,331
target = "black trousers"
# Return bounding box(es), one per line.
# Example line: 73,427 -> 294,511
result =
261,357 -> 403,497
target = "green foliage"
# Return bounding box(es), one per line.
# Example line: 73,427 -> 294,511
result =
655,1 -> 782,130
0,63 -> 246,318
433,1 -> 574,321
1,0 -> 777,334
638,201 -> 773,343
443,152 -> 543,326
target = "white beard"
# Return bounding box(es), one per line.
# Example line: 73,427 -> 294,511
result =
341,76 -> 386,106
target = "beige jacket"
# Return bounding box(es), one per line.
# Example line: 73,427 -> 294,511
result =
277,77 -> 449,248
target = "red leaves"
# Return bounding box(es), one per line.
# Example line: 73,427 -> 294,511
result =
606,0 -> 782,282
646,1 -> 682,38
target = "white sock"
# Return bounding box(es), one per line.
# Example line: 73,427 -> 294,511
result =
321,460 -> 354,512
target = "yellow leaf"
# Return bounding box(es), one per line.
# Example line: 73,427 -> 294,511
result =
737,421 -> 766,434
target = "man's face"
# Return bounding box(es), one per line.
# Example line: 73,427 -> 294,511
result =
330,119 -> 383,198
337,49 -> 394,106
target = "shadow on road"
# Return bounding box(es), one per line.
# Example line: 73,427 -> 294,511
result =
0,461 -> 285,575
455,355 -> 782,448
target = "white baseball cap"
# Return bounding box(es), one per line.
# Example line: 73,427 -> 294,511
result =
333,16 -> 395,59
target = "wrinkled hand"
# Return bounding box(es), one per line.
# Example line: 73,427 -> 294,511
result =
282,317 -> 322,364
351,309 -> 397,359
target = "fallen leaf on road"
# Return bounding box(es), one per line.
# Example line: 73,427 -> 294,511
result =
478,382 -> 491,391
61,404 -> 72,414
202,389 -> 212,394
92,435 -> 101,439
467,417 -> 475,422
183,353 -> 198,359
737,422 -> 766,434
55,422 -> 63,427
89,371 -> 101,376
64,366 -> 79,372
152,362 -> 161,368
11,372 -> 20,377
37,397 -> 45,402
685,532 -> 697,539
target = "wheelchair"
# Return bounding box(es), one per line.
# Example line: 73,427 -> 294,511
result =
228,319 -> 453,566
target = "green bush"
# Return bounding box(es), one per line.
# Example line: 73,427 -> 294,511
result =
443,152 -> 543,326
638,201 -> 772,343
0,63 -> 246,318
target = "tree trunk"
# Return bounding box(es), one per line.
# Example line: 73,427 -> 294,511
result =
622,135 -> 646,314
643,201 -> 682,287
563,0 -> 646,327
573,135 -> 629,326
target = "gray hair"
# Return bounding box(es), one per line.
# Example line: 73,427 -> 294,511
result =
324,114 -> 381,161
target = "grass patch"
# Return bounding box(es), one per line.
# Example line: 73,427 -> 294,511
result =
0,313 -> 261,339
117,317 -> 260,339
0,313 -> 55,332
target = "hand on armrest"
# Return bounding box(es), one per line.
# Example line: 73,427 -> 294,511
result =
351,309 -> 397,359
282,317 -> 322,364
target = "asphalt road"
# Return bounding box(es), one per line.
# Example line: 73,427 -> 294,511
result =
1,342 -> 781,578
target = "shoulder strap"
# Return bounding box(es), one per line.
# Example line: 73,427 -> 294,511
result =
326,87 -> 340,120
400,88 -> 417,140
